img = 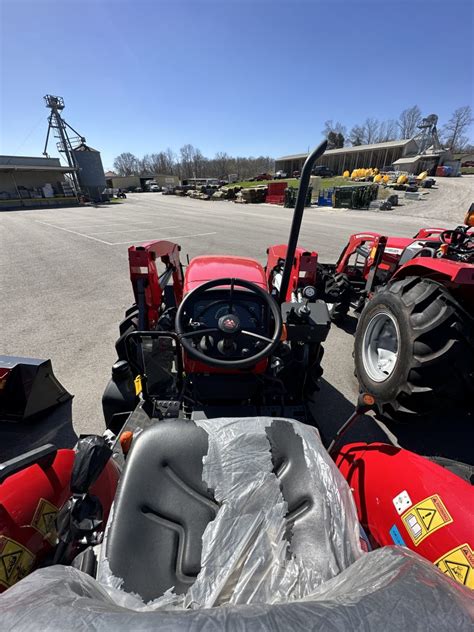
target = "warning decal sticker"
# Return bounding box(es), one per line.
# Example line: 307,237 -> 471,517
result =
435,543 -> 474,589
0,536 -> 35,589
401,494 -> 453,546
31,498 -> 59,545
134,374 -> 143,395
392,490 -> 412,515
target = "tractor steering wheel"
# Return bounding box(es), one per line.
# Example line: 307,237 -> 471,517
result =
440,227 -> 468,246
175,277 -> 283,369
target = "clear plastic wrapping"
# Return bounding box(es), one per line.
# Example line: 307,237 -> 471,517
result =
1,417 -> 472,630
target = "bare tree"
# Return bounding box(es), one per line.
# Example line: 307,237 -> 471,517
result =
192,148 -> 206,178
179,144 -> 196,178
163,148 -> 177,175
113,148 -> 276,182
327,131 -> 345,149
364,118 -> 379,144
347,119 -> 378,145
138,154 -> 155,174
142,151 -> 175,175
398,105 -> 422,139
214,152 -> 230,178
377,119 -> 398,142
323,120 -> 346,147
113,152 -> 139,176
442,106 -> 473,151
349,125 -> 365,146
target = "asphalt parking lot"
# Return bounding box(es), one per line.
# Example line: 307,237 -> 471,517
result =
1,193 -> 471,459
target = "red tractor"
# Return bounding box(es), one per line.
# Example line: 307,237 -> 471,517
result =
319,207 -> 474,422
0,143 -> 473,623
104,143 -> 332,432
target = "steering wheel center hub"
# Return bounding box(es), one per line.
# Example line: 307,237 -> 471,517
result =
218,313 -> 241,334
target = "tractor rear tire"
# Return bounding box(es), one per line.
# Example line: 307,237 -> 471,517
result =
354,276 -> 474,422
325,273 -> 351,323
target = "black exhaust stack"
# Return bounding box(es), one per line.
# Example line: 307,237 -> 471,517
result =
0,356 -> 72,422
278,140 -> 328,304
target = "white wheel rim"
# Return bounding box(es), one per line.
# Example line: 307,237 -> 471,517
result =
362,311 -> 399,382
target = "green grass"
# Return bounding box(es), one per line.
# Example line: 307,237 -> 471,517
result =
461,167 -> 474,174
230,176 -> 350,190
310,176 -> 354,190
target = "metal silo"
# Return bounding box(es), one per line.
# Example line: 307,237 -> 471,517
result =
73,143 -> 107,202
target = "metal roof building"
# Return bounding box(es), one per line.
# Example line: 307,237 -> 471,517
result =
0,155 -> 78,209
275,139 -> 420,175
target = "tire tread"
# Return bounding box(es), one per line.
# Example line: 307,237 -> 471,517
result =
355,276 -> 474,421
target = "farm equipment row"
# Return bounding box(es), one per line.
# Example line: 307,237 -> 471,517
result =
319,207 -> 474,420
0,141 -> 472,627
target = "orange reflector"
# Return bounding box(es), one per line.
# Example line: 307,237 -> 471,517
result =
440,243 -> 449,255
369,246 -> 377,260
362,393 -> 376,406
280,324 -> 288,341
120,431 -> 134,455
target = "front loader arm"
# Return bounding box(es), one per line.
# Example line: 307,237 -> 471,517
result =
128,240 -> 184,329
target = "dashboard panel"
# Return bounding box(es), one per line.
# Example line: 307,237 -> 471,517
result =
183,289 -> 271,359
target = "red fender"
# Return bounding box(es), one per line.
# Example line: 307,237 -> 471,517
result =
0,449 -> 119,592
266,244 -> 318,301
335,442 -> 474,589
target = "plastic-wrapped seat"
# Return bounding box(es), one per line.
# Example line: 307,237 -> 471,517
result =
97,416 -> 365,606
1,418 -> 473,629
103,419 -> 218,601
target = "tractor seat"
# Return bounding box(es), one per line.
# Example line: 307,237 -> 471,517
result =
104,419 -> 217,602
101,417 -> 353,604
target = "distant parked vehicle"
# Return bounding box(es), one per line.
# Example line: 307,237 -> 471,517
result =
274,170 -> 287,179
162,186 -> 175,195
311,166 -> 334,177
292,170 -> 301,178
255,173 -> 273,181
149,184 -> 161,192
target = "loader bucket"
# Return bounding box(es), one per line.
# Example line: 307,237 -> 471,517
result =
0,356 -> 72,422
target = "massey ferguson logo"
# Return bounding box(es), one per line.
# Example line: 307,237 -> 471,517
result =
224,318 -> 236,329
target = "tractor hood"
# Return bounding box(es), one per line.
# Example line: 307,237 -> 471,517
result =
184,255 -> 268,293
384,237 -> 417,255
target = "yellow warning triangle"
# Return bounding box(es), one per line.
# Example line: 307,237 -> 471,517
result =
446,561 -> 469,586
2,551 -> 21,581
40,511 -> 57,533
416,507 -> 436,530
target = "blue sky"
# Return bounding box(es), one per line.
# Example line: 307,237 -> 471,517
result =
1,0 -> 473,169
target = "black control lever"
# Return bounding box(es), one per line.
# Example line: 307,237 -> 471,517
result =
54,435 -> 113,564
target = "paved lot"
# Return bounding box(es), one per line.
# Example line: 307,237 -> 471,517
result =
1,193 -> 471,461
384,176 -> 473,222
